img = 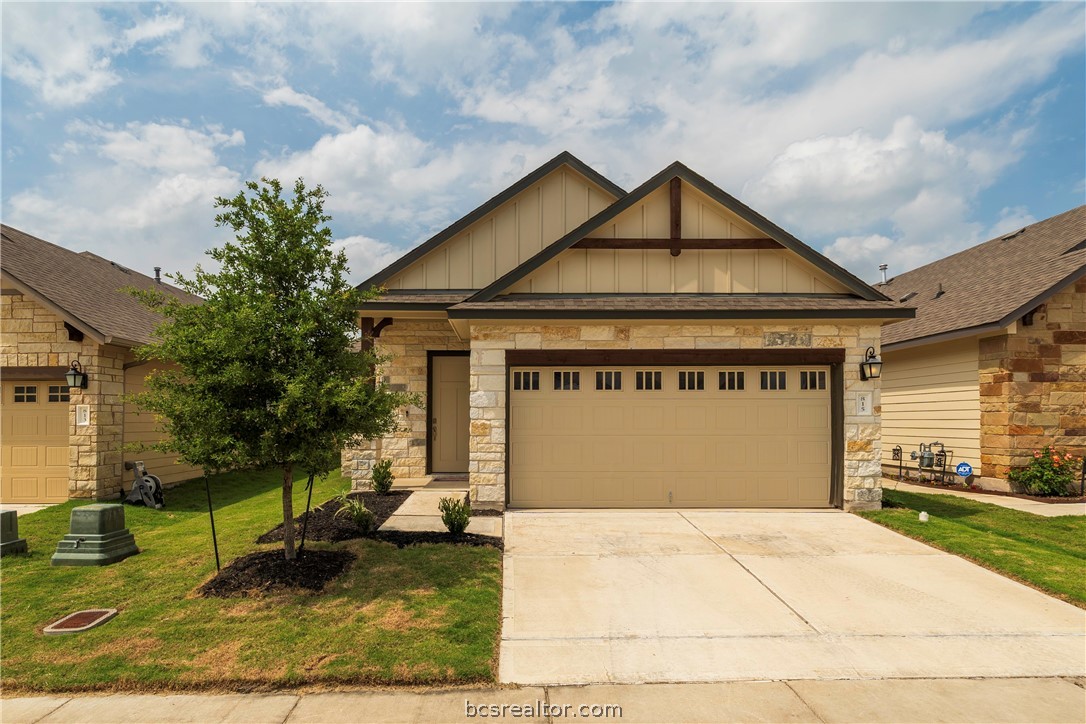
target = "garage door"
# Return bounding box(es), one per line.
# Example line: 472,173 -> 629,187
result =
509,366 -> 832,508
1,381 -> 70,503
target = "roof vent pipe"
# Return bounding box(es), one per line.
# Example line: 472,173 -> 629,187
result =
934,282 -> 944,299
154,266 -> 161,283
879,264 -> 888,283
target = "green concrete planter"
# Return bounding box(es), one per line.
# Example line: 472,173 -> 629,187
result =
51,504 -> 139,566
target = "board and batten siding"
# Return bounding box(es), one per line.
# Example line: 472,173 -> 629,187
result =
880,337 -> 981,472
123,362 -> 202,487
506,184 -> 850,295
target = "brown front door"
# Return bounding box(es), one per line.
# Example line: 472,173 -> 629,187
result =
431,355 -> 469,473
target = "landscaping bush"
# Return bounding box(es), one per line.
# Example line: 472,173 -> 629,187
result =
371,459 -> 394,495
1008,446 -> 1083,496
439,497 -> 471,535
333,493 -> 376,532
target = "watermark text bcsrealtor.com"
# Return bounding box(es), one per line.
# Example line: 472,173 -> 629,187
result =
465,699 -> 622,719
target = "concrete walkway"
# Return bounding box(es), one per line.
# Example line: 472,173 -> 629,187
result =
4,678 -> 1084,723
888,479 -> 1086,516
1,504 -> 54,517
501,510 -> 1086,685
378,490 -> 503,537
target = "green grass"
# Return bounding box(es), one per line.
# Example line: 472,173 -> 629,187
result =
859,489 -> 1086,606
0,469 -> 502,693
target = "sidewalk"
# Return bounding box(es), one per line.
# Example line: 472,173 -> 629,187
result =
379,490 -> 503,536
4,678 -> 1084,723
887,480 -> 1086,517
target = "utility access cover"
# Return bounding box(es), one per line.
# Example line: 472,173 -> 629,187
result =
43,608 -> 117,635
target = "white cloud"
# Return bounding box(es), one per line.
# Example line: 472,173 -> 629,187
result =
335,235 -> 403,283
123,14 -> 185,48
262,86 -> 354,133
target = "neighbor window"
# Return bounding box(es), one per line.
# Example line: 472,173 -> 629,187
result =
635,370 -> 663,390
677,370 -> 705,390
48,385 -> 71,403
595,370 -> 622,391
760,371 -> 787,391
800,371 -> 826,391
13,385 -> 37,403
719,370 -> 745,391
553,370 -> 580,391
512,371 -> 540,391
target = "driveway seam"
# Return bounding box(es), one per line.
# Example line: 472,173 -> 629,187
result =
676,511 -> 822,634
23,698 -> 70,724
782,680 -> 828,723
280,694 -> 302,723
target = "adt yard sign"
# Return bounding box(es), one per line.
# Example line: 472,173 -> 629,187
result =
956,462 -> 974,478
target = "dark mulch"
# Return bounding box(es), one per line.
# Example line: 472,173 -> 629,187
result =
375,530 -> 504,551
256,491 -> 410,543
892,478 -> 1086,504
199,549 -> 356,598
471,508 -> 504,517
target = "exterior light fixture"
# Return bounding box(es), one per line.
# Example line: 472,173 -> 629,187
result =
65,361 -> 88,389
859,347 -> 883,381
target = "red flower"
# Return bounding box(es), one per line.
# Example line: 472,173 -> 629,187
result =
1034,451 -> 1042,458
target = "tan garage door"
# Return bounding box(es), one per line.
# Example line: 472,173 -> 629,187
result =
509,366 -> 832,508
1,381 -> 70,503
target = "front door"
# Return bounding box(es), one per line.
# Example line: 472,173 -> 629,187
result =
431,354 -> 469,473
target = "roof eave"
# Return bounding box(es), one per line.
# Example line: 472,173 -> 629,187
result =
0,269 -> 110,345
447,307 -> 915,321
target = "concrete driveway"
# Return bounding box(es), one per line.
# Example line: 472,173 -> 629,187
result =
500,510 -> 1086,685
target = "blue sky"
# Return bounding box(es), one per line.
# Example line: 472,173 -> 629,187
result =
2,2 -> 1083,285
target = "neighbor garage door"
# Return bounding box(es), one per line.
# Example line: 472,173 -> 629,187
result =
509,365 -> 831,508
1,381 -> 70,503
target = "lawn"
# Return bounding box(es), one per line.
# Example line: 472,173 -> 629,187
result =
860,489 -> 1086,606
0,469 -> 502,693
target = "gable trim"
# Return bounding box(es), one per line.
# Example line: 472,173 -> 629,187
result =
356,151 -> 626,290
0,268 -> 108,345
468,162 -> 888,303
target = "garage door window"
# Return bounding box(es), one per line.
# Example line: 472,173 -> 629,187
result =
48,385 -> 71,403
677,371 -> 705,390
13,385 -> 37,403
719,370 -> 745,390
513,371 -> 540,391
635,370 -> 663,390
800,371 -> 826,390
760,371 -> 787,390
553,370 -> 580,391
595,370 -> 622,391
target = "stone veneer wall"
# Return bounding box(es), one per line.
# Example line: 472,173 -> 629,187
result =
1,292 -> 126,499
468,323 -> 884,511
979,279 -> 1086,478
342,320 -> 468,487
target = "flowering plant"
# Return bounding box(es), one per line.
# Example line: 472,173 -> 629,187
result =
1008,446 -> 1082,496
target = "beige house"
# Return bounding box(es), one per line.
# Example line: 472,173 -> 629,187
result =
877,206 -> 1086,487
1,225 -> 201,503
344,153 -> 912,511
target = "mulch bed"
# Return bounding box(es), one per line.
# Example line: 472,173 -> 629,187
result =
889,478 -> 1086,504
256,490 -> 410,543
471,508 -> 504,517
374,530 -> 503,551
199,549 -> 356,598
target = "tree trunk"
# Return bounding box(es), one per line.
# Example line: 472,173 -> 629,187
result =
282,464 -> 296,560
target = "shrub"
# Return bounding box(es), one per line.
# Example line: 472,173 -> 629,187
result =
1008,447 -> 1082,497
371,459 -> 394,495
333,493 -> 376,532
438,497 -> 471,535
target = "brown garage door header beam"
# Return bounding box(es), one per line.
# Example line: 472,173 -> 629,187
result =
0,366 -> 69,381
505,349 -> 846,367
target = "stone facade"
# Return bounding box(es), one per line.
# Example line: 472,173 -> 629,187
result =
979,280 -> 1086,478
344,318 -> 885,511
341,320 -> 468,486
0,292 -> 127,499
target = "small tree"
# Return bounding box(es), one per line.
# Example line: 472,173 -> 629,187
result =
131,178 -> 409,559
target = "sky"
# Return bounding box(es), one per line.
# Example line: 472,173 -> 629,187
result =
2,2 -> 1084,287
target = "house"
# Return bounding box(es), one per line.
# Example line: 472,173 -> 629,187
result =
876,206 -> 1086,488
344,152 -> 912,511
1,225 -> 202,503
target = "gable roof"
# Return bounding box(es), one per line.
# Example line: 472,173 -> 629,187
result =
357,151 -> 625,290
468,161 -> 889,303
1,224 -> 201,347
877,205 -> 1086,350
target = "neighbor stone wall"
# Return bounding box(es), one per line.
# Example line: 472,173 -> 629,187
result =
341,320 -> 468,488
0,292 -> 126,499
979,279 -> 1086,478
468,322 -> 884,511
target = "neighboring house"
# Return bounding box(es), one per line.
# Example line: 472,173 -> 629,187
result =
876,206 -> 1086,487
344,152 -> 912,511
1,225 -> 202,503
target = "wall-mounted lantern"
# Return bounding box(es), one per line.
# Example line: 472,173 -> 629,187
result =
65,361 -> 89,389
859,347 -> 883,381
